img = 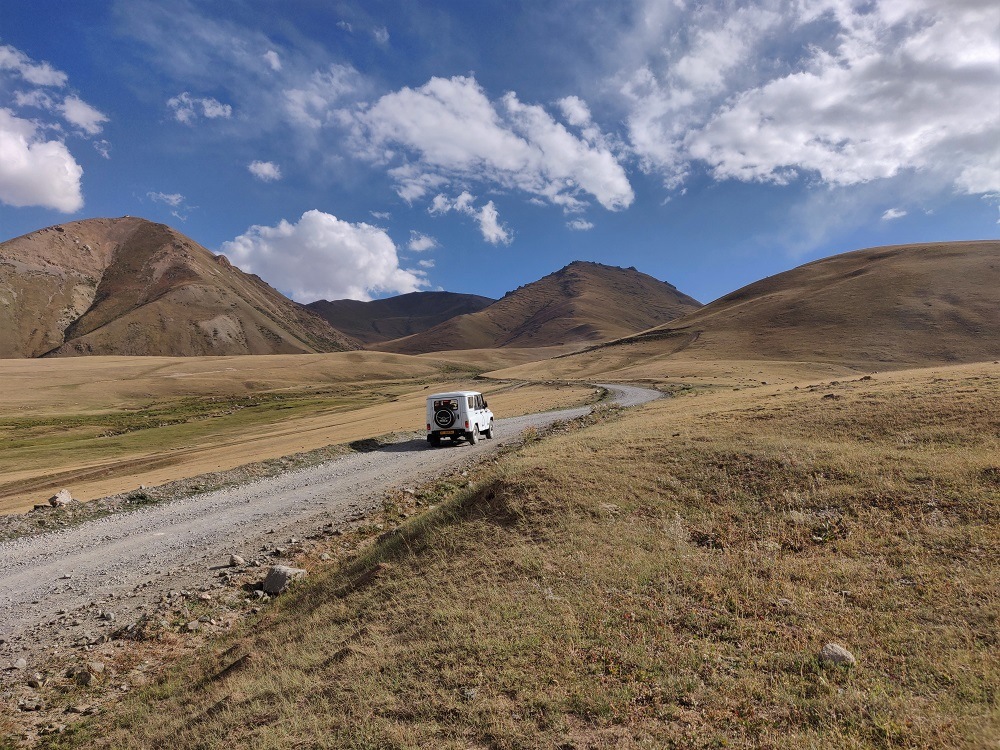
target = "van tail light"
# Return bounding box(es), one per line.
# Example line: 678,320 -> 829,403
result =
465,420 -> 470,429
426,424 -> 431,431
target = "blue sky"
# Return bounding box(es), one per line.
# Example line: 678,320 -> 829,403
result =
1,0 -> 997,304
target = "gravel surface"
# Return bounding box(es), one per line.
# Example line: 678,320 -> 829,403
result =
0,384 -> 658,686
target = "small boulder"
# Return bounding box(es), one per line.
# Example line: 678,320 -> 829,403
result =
229,554 -> 246,568
819,643 -> 857,666
11,657 -> 27,671
49,489 -> 74,507
262,565 -> 308,595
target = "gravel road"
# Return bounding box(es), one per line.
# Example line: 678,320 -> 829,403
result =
0,384 -> 659,674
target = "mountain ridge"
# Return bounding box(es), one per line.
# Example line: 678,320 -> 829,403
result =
0,217 -> 359,358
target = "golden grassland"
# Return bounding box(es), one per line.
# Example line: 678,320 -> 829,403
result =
0,352 -> 594,514
44,361 -> 999,749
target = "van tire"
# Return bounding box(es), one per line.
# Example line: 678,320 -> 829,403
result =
428,435 -> 441,447
468,426 -> 480,445
484,420 -> 494,439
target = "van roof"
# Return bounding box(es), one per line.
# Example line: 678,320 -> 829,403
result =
427,391 -> 481,399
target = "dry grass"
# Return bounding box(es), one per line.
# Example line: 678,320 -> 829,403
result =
40,362 -> 999,749
0,353 -> 594,513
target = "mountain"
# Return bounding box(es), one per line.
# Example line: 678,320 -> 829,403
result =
307,291 -> 495,345
505,241 -> 1000,375
375,261 -> 702,355
0,217 -> 359,358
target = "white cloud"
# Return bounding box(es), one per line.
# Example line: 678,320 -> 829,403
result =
283,64 -> 361,129
94,140 -> 111,159
619,0 -> 1000,197
370,210 -> 391,220
0,108 -> 83,212
220,209 -> 426,301
407,231 -> 437,252
263,50 -> 281,71
881,208 -> 907,221
418,259 -> 435,268
567,218 -> 594,231
59,96 -> 109,135
430,191 -> 512,245
373,27 -> 390,45
337,21 -> 353,33
0,44 -> 68,87
248,160 -> 282,181
359,75 -> 633,212
147,191 -> 185,207
167,92 -> 232,124
557,96 -> 591,127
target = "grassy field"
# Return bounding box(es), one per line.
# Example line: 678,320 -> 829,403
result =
43,361 -> 999,749
0,352 -> 594,514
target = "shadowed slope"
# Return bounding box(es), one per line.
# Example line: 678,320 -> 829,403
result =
306,291 -> 495,345
0,217 -> 359,358
377,261 -> 701,354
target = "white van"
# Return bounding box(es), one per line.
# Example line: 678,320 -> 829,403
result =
426,391 -> 494,447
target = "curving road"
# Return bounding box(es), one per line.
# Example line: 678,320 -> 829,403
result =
0,384 -> 660,666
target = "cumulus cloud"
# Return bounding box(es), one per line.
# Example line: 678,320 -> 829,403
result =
418,259 -> 435,268
430,191 -> 512,245
0,108 -> 83,212
619,0 -> 1000,197
283,64 -> 361,129
167,92 -> 233,124
358,75 -> 633,212
881,208 -> 907,221
373,27 -> 390,45
263,50 -> 281,71
220,209 -> 427,301
0,44 -> 68,87
59,96 -> 109,135
567,218 -> 594,231
407,231 -> 437,252
557,96 -> 591,128
248,160 -> 282,181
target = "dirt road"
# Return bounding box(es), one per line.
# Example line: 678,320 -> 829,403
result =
0,384 -> 659,671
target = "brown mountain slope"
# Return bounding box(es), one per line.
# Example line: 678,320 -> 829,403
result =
376,261 -> 702,354
497,241 -> 1000,379
0,217 -> 359,358
307,291 -> 495,345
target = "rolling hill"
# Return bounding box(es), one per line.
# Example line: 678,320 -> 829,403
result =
495,241 -> 1000,379
0,217 -> 359,358
306,291 -> 495,345
376,260 -> 702,355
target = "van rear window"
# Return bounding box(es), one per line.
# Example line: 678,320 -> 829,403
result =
434,399 -> 458,410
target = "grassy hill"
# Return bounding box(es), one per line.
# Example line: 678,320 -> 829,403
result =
49,362 -> 1000,748
376,261 -> 701,354
495,241 -> 1000,382
0,218 -> 358,358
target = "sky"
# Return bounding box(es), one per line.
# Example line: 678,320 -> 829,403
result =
0,0 -> 997,305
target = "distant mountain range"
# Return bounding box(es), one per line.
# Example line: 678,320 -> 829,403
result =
0,217 -> 700,359
307,292 -> 495,345
375,261 -> 703,354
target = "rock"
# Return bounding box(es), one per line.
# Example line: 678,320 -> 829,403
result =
27,672 -> 45,688
11,657 -> 27,670
229,554 -> 246,567
100,611 -> 116,622
87,661 -> 105,675
185,620 -> 201,633
197,593 -> 212,602
75,670 -> 95,687
819,643 -> 857,666
319,553 -> 332,561
49,489 -> 74,507
262,565 -> 308,595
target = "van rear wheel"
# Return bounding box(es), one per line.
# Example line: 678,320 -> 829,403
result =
468,426 -> 480,445
428,434 -> 441,447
